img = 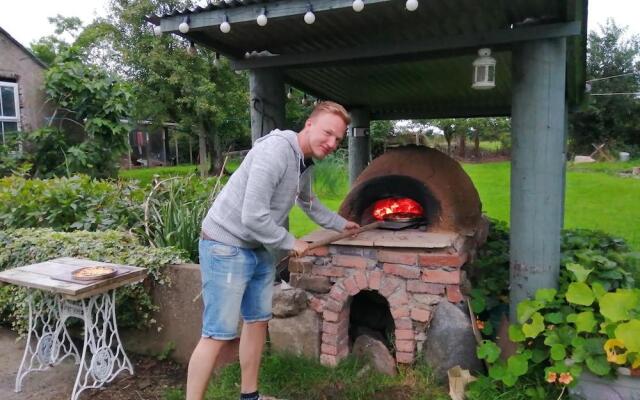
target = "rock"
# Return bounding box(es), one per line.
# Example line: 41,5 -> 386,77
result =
268,309 -> 321,358
272,286 -> 307,317
352,335 -> 397,376
632,166 -> 640,176
412,294 -> 442,306
574,155 -> 596,163
290,274 -> 332,293
422,300 -> 483,381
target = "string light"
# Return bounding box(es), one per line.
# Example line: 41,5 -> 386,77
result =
187,41 -> 197,56
287,87 -> 293,99
178,16 -> 190,33
304,6 -> 316,24
405,0 -> 418,11
213,52 -> 220,67
153,25 -> 162,36
257,8 -> 268,26
301,94 -> 308,105
220,14 -> 231,33
352,0 -> 364,12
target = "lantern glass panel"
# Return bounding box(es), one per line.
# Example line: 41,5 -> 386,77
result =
488,65 -> 495,82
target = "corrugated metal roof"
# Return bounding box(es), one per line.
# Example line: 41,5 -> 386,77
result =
151,0 -> 587,119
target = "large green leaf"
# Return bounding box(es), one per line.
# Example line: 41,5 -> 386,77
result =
550,344 -> 566,361
544,312 -> 564,324
566,263 -> 592,282
522,312 -> 545,338
535,288 -> 557,303
599,290 -> 640,322
508,325 -> 526,342
567,311 -> 597,333
477,340 -> 501,363
566,282 -> 595,306
586,355 -> 611,376
507,354 -> 529,377
615,320 -> 640,353
517,299 -> 545,325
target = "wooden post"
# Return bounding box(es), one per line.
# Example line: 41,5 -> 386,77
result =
509,38 -> 568,322
348,108 -> 370,186
145,132 -> 152,168
198,124 -> 208,178
249,68 -> 285,143
174,136 -> 179,165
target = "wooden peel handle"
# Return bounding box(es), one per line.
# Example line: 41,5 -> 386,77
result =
303,221 -> 383,254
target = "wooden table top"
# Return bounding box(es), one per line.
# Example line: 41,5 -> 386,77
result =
0,257 -> 147,300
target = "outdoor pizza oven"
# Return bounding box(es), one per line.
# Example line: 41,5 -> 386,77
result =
286,145 -> 489,368
339,145 -> 483,233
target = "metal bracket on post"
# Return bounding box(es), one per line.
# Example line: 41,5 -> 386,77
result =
350,127 -> 369,137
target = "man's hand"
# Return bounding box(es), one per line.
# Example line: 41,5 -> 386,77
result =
290,239 -> 310,258
343,221 -> 360,232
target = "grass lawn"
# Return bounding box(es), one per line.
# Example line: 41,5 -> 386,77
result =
292,161 -> 640,250
119,164 -> 200,186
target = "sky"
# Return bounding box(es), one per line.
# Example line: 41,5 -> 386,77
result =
0,0 -> 638,48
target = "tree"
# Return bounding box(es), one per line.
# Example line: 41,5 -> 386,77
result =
570,19 -> 640,154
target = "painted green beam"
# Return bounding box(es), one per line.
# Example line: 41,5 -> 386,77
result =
509,38 -> 568,322
231,21 -> 581,70
159,0 -> 392,33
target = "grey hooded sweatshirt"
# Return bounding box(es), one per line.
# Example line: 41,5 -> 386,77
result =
201,129 -> 347,251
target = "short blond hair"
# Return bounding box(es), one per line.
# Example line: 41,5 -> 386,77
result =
309,101 -> 351,126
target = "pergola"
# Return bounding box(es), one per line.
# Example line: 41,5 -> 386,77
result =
151,0 -> 589,321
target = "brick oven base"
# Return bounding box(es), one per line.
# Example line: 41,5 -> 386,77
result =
288,217 -> 489,367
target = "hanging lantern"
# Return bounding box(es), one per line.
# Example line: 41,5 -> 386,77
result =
471,48 -> 496,90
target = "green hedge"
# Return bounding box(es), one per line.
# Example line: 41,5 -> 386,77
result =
0,228 -> 187,333
0,175 -> 144,232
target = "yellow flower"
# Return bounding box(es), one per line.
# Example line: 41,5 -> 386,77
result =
546,372 -> 557,383
604,339 -> 628,365
558,372 -> 573,385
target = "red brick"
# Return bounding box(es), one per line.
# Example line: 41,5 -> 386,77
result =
395,317 -> 412,330
391,306 -> 410,319
410,308 -> 431,322
421,268 -> 461,284
329,285 -> 348,303
320,354 -> 338,367
307,246 -> 329,256
383,263 -> 420,279
418,252 -> 467,268
407,280 -> 445,294
343,276 -> 359,295
321,343 -> 338,356
323,320 -> 348,335
379,278 -> 400,297
395,329 -> 415,340
368,270 -> 382,290
324,309 -> 348,322
378,250 -> 418,265
446,285 -> 465,303
354,271 -> 368,290
312,265 -> 345,277
324,298 -> 344,313
332,255 -> 368,269
396,340 -> 415,353
388,291 -> 409,307
309,296 -> 325,313
322,332 -> 341,346
396,352 -> 415,364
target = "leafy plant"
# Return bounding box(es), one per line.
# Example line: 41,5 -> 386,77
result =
0,228 -> 186,333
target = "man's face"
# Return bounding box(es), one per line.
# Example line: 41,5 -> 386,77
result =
305,112 -> 347,160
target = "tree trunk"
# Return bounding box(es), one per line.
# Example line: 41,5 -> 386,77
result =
458,133 -> 466,158
198,123 -> 208,178
208,125 -> 224,175
474,129 -> 480,160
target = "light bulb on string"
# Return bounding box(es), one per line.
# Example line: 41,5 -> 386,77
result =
352,0 -> 364,12
213,52 -> 220,67
153,25 -> 162,36
301,94 -> 308,105
304,6 -> 315,24
220,15 -> 231,33
187,41 -> 197,56
257,8 -> 268,26
287,87 -> 293,99
178,16 -> 190,33
405,0 -> 418,11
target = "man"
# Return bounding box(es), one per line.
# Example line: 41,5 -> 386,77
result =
187,101 -> 360,400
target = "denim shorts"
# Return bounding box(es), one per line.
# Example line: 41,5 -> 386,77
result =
198,239 -> 275,340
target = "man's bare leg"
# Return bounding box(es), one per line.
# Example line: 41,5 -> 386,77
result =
239,321 -> 268,394
186,337 -> 228,400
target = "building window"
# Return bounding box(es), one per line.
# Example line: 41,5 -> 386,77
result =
0,81 -> 21,147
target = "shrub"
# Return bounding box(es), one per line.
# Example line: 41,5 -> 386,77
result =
0,228 -> 187,333
0,175 -> 144,232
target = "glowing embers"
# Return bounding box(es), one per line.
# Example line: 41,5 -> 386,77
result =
371,198 -> 423,221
